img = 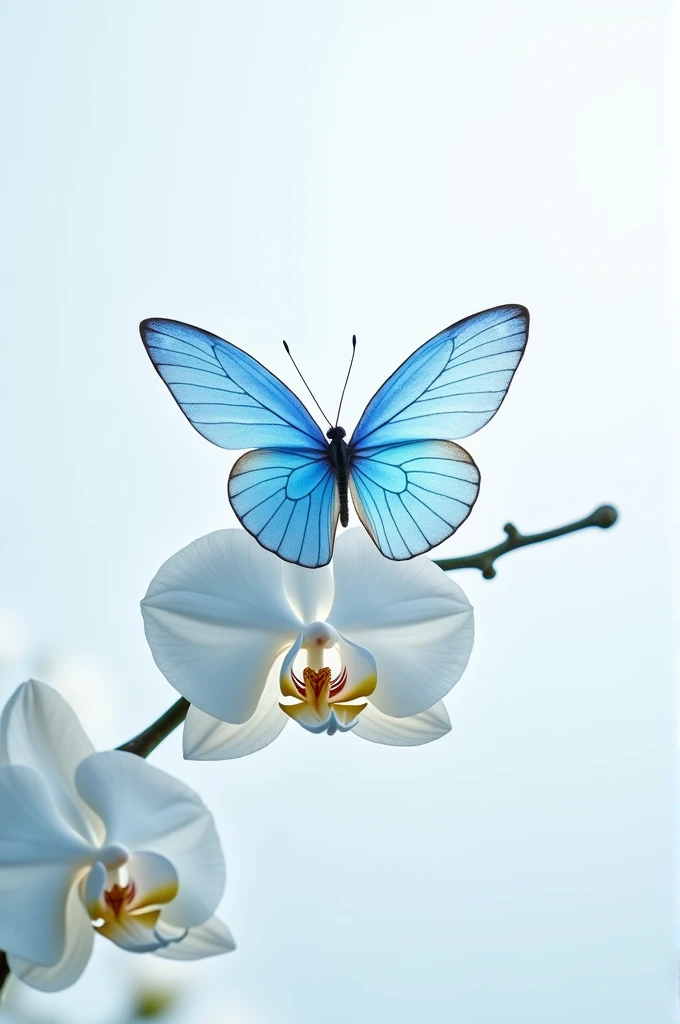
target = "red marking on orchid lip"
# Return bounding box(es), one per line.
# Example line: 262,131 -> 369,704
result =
104,881 -> 136,918
290,667 -> 307,698
329,666 -> 348,698
291,664 -> 347,700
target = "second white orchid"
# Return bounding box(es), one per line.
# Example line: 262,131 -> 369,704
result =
0,681 -> 234,992
142,528 -> 474,759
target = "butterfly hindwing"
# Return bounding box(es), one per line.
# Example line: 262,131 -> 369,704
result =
350,305 -> 529,449
348,439 -> 480,560
141,319 -> 327,451
229,448 -> 339,567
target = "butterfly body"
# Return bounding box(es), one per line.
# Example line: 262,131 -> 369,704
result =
326,426 -> 351,527
141,304 -> 529,567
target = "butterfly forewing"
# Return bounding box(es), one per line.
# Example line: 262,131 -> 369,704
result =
350,305 -> 529,449
142,318 -> 338,566
141,319 -> 327,451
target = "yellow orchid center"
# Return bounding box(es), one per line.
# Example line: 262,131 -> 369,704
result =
279,621 -> 377,735
84,851 -> 181,952
90,871 -> 177,937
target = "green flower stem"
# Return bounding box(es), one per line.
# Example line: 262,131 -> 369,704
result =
434,504 -> 618,578
117,697 -> 190,759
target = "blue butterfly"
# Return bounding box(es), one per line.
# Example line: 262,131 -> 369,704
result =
140,304 -> 529,567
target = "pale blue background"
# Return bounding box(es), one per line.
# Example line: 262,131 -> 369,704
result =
0,2 -> 672,1022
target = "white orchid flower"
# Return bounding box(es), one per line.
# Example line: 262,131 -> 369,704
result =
142,528 -> 474,759
0,681 -> 234,992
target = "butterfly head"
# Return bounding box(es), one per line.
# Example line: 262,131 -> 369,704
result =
326,426 -> 346,440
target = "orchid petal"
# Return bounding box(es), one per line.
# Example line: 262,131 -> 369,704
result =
0,680 -> 102,843
352,700 -> 452,745
335,635 -> 377,702
329,529 -> 474,717
0,765 -> 94,965
7,883 -> 94,992
142,530 -> 300,723
153,915 -> 236,960
75,751 -> 224,928
184,654 -> 287,760
282,562 -> 334,624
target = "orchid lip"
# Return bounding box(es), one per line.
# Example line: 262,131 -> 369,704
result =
103,881 -> 136,918
279,632 -> 376,737
289,664 -> 348,701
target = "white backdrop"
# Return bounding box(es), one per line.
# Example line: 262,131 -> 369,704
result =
0,2 -> 672,1023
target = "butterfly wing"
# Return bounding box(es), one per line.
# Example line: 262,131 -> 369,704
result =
141,318 -> 327,450
142,318 -> 337,566
229,448 -> 339,567
347,304 -> 527,559
350,305 -> 529,449
349,440 -> 479,560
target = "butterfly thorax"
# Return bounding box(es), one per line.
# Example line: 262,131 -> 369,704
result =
326,426 -> 351,528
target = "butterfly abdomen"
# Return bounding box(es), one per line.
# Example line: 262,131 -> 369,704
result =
337,466 -> 350,527
328,433 -> 351,528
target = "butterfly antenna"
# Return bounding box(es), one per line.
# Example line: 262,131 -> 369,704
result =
282,340 -> 333,428
334,334 -> 357,426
